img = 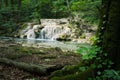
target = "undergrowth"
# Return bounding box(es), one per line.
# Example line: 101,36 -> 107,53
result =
50,45 -> 120,80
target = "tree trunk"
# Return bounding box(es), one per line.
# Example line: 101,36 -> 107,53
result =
5,0 -> 8,7
0,0 -> 4,8
97,0 -> 120,68
10,0 -> 14,8
18,0 -> 21,9
66,0 -> 71,16
0,2 -> 1,9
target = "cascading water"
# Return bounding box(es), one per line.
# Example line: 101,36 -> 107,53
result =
40,29 -> 45,39
39,25 -> 71,40
17,19 -> 91,49
20,19 -> 72,40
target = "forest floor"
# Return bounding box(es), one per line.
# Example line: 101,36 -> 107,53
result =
0,40 -> 81,80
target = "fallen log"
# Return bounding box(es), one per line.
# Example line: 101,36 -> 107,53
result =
0,58 -> 63,75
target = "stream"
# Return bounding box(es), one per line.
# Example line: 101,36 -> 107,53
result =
0,36 -> 90,51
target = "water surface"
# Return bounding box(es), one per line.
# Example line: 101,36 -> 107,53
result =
0,36 -> 90,51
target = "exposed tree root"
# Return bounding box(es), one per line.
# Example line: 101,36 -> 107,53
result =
0,58 -> 63,76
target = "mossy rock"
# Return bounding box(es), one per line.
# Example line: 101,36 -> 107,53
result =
56,38 -> 71,41
56,34 -> 71,41
50,65 -> 79,78
21,23 -> 28,30
50,61 -> 95,80
50,68 -> 94,80
18,46 -> 45,54
80,35 -> 86,39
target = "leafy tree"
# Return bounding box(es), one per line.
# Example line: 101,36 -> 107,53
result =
52,0 -> 71,18
71,0 -> 101,24
0,0 -> 101,36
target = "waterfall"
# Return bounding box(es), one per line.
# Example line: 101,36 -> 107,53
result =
20,24 -> 41,39
39,25 -> 71,40
40,29 -> 45,39
20,19 -> 72,40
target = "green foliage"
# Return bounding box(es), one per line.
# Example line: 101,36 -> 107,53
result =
77,45 -> 120,79
51,44 -> 120,80
89,36 -> 97,42
77,45 -> 100,60
79,66 -> 87,72
101,69 -> 120,80
91,69 -> 120,80
52,0 -> 69,18
71,0 -> 101,24
0,0 -> 101,36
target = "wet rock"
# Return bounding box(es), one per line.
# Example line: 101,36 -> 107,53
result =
56,38 -> 71,41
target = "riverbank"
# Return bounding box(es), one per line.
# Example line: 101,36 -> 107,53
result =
0,40 -> 82,80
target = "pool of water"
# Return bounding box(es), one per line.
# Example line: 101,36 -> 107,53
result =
0,36 -> 90,51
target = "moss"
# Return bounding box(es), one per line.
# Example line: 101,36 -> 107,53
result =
80,35 -> 86,39
9,45 -> 45,55
50,65 -> 80,78
50,68 -> 94,80
21,23 -> 27,30
50,60 -> 95,80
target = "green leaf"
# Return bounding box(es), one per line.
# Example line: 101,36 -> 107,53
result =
97,71 -> 101,75
90,64 -> 96,68
97,64 -> 102,68
79,67 -> 86,72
